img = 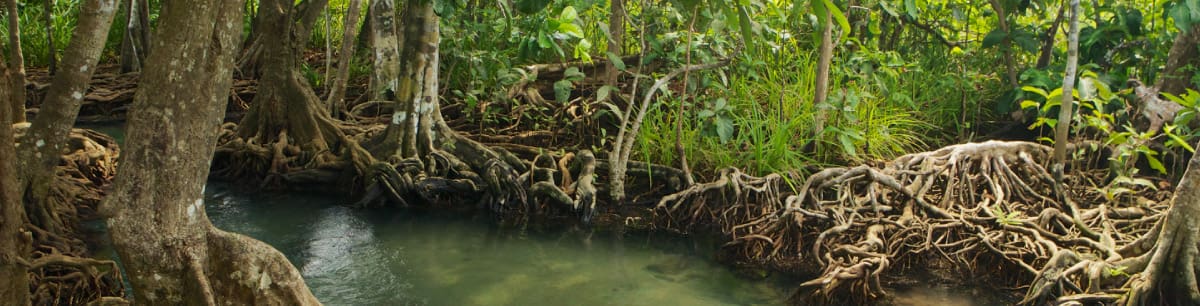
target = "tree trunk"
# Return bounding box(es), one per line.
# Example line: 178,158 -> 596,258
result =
603,0 -> 624,86
988,0 -> 1020,88
43,0 -> 56,74
325,0 -> 364,117
104,0 -> 320,303
5,0 -> 25,124
16,0 -> 117,233
1035,4 -> 1066,69
236,0 -> 338,151
1052,0 -> 1079,181
119,0 -> 151,73
368,0 -> 399,102
0,46 -> 29,306
1124,140 -> 1200,305
1158,24 -> 1200,96
811,10 -> 834,141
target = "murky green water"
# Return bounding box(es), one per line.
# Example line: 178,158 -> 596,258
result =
203,182 -> 792,306
81,124 -> 1009,306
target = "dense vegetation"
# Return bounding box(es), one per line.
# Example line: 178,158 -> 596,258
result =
0,0 -> 1199,304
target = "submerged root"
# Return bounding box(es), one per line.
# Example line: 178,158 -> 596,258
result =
656,141 -> 1167,303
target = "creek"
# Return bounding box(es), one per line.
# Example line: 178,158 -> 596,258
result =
84,124 -> 1010,306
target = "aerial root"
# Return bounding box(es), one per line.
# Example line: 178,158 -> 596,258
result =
655,141 -> 1168,303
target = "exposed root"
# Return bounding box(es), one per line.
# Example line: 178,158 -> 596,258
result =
656,141 -> 1168,303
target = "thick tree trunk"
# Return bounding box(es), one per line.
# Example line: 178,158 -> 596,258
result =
0,48 -> 29,306
104,0 -> 320,303
1051,0 -> 1079,180
5,0 -> 25,123
119,0 -> 151,73
381,0 -> 438,159
237,0 -> 337,151
1158,24 -> 1200,96
16,0 -> 116,232
325,0 -> 364,116
1124,140 -> 1200,305
368,0 -> 400,102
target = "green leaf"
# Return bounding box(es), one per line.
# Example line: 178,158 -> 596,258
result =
1168,132 -> 1196,153
559,6 -> 578,21
1020,100 -> 1040,110
554,79 -> 574,102
596,85 -> 616,101
904,0 -> 919,19
981,29 -> 1008,49
698,109 -> 716,119
822,0 -> 852,39
606,52 -> 626,71
1021,86 -> 1049,98
838,133 -> 858,157
558,22 -> 584,37
563,67 -> 586,81
717,117 -> 735,143
1146,154 -> 1168,174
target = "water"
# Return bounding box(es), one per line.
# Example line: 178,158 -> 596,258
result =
204,182 -> 792,306
79,124 -> 1008,305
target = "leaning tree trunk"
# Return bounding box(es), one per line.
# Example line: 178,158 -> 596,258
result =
103,0 -> 320,303
324,0 -> 364,116
0,47 -> 29,306
1051,0 -> 1079,181
16,0 -> 116,236
4,0 -> 25,124
988,0 -> 1020,89
367,0 -> 399,102
1158,24 -> 1200,96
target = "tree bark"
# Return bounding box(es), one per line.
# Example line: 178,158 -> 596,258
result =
368,0 -> 400,102
5,0 -> 25,124
325,0 -> 364,117
104,0 -> 320,303
237,0 -> 338,150
1052,0 -> 1079,181
16,0 -> 117,232
603,0 -> 624,86
0,44 -> 29,306
119,0 -> 151,73
1158,24 -> 1200,96
811,10 -> 834,141
1124,139 -> 1200,305
1035,3 -> 1066,69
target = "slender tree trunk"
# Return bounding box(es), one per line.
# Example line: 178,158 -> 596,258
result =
105,0 -> 320,303
43,0 -> 56,74
119,0 -> 150,73
16,0 -> 117,230
4,0 -> 25,124
1052,0 -> 1079,182
1158,24 -> 1200,96
812,10 -> 834,139
1035,3 -> 1066,69
325,0 -> 364,116
988,0 -> 1019,88
0,45 -> 29,306
368,0 -> 399,102
604,0 -> 624,85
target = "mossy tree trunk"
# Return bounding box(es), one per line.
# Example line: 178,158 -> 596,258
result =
368,0 -> 399,102
104,0 -> 320,303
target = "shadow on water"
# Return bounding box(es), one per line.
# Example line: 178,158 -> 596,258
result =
77,123 -> 1014,305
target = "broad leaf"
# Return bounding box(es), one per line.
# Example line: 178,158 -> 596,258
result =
982,29 -> 1008,49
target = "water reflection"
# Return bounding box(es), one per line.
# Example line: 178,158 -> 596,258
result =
203,182 -> 791,306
